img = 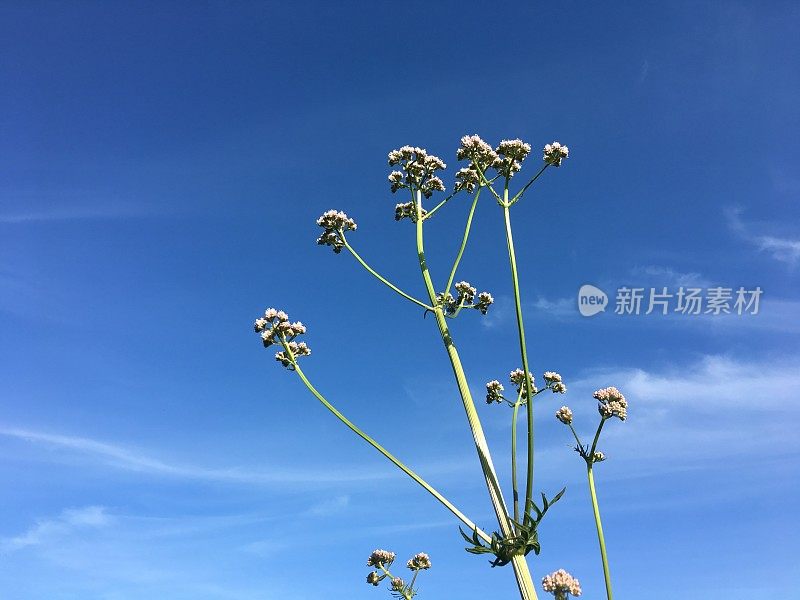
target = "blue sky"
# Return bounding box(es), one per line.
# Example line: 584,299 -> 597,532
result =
1,1 -> 799,598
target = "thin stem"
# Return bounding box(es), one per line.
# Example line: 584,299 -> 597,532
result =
342,238 -> 433,311
444,188 -> 482,295
589,418 -> 607,457
473,164 -> 503,202
424,191 -> 457,220
413,190 -> 539,600
290,360 -> 491,544
567,423 -> 584,452
502,196 -> 536,519
408,570 -> 419,591
511,399 -> 522,525
587,466 -> 613,600
510,164 -> 548,205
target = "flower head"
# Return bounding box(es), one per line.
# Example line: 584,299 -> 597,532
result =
454,166 -> 481,193
407,552 -> 431,571
543,372 -> 567,394
457,134 -> 500,170
543,141 -> 569,167
454,281 -> 477,304
555,406 -> 573,425
485,380 -> 504,404
255,309 -> 311,369
390,577 -> 405,592
592,451 -> 606,463
593,386 -> 627,421
495,139 -> 532,178
394,201 -> 426,223
366,549 -> 396,568
542,569 -> 582,598
387,145 -> 446,198
316,210 -> 357,253
366,571 -> 381,586
476,291 -> 494,315
510,368 -> 537,398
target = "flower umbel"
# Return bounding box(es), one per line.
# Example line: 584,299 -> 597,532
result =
387,146 -> 446,199
510,368 -> 537,398
254,308 -> 311,369
542,569 -> 582,599
485,380 -> 505,404
543,142 -> 569,167
457,134 -> 500,171
495,139 -> 532,178
367,549 -> 396,568
555,406 -> 573,425
593,386 -> 628,421
406,552 -> 431,571
316,210 -> 357,253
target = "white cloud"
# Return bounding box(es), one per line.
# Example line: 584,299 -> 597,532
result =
563,354 -> 800,472
0,427 -> 409,486
629,265 -> 710,288
0,198 -> 153,224
726,206 -> 800,265
1,506 -> 111,553
303,494 -> 350,517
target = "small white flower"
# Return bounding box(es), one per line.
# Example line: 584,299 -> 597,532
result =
555,406 -> 573,425
543,141 -> 569,167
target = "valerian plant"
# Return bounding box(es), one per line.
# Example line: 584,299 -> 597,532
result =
252,135 -> 627,599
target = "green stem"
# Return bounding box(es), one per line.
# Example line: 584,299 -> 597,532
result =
590,418 -> 607,457
510,164 -> 548,205
290,360 -> 490,544
342,238 -> 433,311
587,465 -> 613,600
511,399 -> 522,525
424,192 -> 456,220
444,188 -> 482,296
567,422 -> 584,450
502,196 -> 536,519
413,190 -> 539,600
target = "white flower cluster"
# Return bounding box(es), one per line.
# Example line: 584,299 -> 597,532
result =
495,138 -> 532,178
316,209 -> 357,253
555,406 -> 573,425
542,568 -> 582,598
387,146 -> 447,199
394,201 -> 426,223
543,371 -> 567,394
593,451 -> 606,462
475,291 -> 494,314
366,549 -> 396,568
485,380 -> 505,404
454,281 -> 476,303
454,166 -> 480,193
436,281 -> 493,316
593,386 -> 628,421
390,577 -> 405,592
510,368 -> 537,398
457,134 -> 500,169
254,308 -> 310,368
406,552 -> 431,570
543,141 -> 569,167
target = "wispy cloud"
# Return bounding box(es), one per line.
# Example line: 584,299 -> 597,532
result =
726,206 -> 800,265
303,494 -> 350,517
562,354 -> 800,471
0,190 -> 159,224
1,506 -> 111,553
0,427 -> 411,486
628,265 -> 710,288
